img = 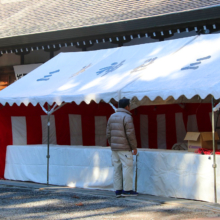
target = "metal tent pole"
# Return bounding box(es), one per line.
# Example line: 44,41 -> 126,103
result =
40,103 -> 67,185
212,97 -> 217,203
135,153 -> 139,192
47,104 -> 51,185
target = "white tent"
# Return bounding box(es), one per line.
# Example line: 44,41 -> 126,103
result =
1,34 -> 220,106
1,33 -> 220,203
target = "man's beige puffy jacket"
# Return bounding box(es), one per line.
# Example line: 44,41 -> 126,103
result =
106,108 -> 137,151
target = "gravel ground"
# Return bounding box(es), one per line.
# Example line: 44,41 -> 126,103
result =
0,185 -> 220,220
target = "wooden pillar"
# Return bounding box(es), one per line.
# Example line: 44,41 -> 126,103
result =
20,54 -> 25,64
50,51 -> 54,59
82,47 -> 87,51
44,47 -> 60,59
118,42 -> 123,47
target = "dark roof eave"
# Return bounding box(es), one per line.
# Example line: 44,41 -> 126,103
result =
1,5 -> 220,48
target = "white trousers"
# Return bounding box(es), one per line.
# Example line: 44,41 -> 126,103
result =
111,150 -> 133,191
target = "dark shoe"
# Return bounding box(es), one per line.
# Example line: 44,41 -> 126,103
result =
121,190 -> 138,196
115,190 -> 123,198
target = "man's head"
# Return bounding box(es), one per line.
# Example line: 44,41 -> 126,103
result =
118,98 -> 130,111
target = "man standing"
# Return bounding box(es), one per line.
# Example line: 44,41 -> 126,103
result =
106,98 -> 138,197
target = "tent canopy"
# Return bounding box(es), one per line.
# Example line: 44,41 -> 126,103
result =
0,34 -> 220,107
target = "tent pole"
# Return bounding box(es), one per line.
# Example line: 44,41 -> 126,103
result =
109,102 -> 117,112
47,104 -> 51,185
40,102 -> 67,185
212,96 -> 217,203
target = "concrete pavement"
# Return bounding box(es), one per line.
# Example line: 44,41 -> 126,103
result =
0,179 -> 220,210
0,180 -> 220,220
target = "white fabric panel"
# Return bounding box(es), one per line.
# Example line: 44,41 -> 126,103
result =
187,115 -> 198,132
69,114 -> 82,145
4,145 -> 115,190
41,115 -> 57,144
175,113 -> 186,143
11,116 -> 27,145
140,115 -> 149,148
95,116 -> 107,146
5,145 -> 220,203
137,149 -> 218,203
157,114 -> 166,149
2,34 -> 220,106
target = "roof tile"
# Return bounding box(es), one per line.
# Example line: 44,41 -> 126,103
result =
0,0 -> 219,38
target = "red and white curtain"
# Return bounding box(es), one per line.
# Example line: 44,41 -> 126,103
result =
0,102 -> 213,178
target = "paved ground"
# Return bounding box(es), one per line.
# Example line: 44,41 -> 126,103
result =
0,180 -> 220,219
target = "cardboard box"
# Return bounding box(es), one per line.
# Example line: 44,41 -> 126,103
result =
184,132 -> 219,152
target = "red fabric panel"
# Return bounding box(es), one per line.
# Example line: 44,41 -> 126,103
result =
132,108 -> 141,148
196,104 -> 212,132
148,109 -> 157,149
184,103 -> 212,132
81,102 -> 96,146
54,105 -> 71,145
26,116 -> 42,144
165,112 -> 177,150
81,115 -> 95,146
26,102 -> 44,144
0,105 -> 12,178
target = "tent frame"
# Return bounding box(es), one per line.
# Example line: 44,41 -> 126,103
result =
212,97 -> 217,203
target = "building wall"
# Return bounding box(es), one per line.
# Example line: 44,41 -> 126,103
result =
0,30 -> 203,69
0,53 -> 20,67
24,50 -> 50,64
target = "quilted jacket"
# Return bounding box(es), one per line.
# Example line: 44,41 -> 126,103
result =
106,108 -> 137,151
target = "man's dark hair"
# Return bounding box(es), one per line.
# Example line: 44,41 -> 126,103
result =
118,98 -> 130,108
